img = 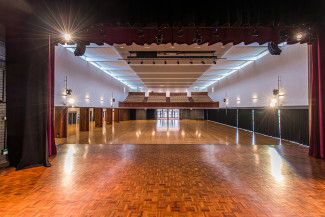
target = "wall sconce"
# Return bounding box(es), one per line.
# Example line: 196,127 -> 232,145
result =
252,96 -> 258,103
236,97 -> 241,104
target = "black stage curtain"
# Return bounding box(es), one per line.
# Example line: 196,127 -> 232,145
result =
225,109 -> 237,127
281,109 -> 309,145
207,109 -> 218,122
238,109 -> 253,131
254,109 -> 279,138
6,15 -> 49,169
129,109 -> 136,120
218,109 -> 227,124
207,109 -> 237,127
204,110 -> 208,120
146,109 -> 156,120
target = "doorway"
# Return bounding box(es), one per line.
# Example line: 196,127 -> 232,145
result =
157,109 -> 179,120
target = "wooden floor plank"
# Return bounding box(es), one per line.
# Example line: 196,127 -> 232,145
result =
0,120 -> 324,216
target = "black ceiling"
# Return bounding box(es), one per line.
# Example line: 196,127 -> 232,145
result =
1,0 -> 324,27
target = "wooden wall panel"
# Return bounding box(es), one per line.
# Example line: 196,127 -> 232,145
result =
80,108 -> 89,131
113,109 -> 119,122
94,108 -> 103,127
119,109 -> 129,121
54,107 -> 67,138
106,108 -> 112,124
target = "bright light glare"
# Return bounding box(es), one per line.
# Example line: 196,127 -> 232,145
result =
63,33 -> 72,42
296,33 -> 303,41
270,98 -> 277,108
67,98 -> 75,104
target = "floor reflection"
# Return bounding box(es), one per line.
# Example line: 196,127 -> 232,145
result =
268,146 -> 285,183
0,141 -> 324,216
57,120 -> 292,146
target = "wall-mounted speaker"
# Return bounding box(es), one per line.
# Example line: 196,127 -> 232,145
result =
74,43 -> 86,56
268,42 -> 282,55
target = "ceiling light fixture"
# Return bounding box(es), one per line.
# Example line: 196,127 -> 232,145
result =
63,33 -> 72,42
296,32 -> 303,41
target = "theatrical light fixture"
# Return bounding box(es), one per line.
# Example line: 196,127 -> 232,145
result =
268,42 -> 282,55
201,61 -> 205,64
74,43 -> 86,56
63,33 -> 72,42
66,89 -> 72,95
164,61 -> 167,64
140,61 -> 144,64
177,60 -> 180,64
190,60 -> 193,64
296,32 -> 303,41
213,60 -> 217,64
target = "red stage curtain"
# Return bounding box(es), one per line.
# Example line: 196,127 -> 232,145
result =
309,28 -> 325,159
48,37 -> 57,156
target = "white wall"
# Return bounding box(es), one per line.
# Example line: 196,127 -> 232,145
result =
55,46 -> 127,108
209,44 -> 308,108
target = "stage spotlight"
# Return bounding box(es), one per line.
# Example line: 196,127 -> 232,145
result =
63,33 -> 72,42
74,43 -> 86,56
268,42 -> 282,55
296,32 -> 303,41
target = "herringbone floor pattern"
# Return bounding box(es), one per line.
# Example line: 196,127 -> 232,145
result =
1,121 -> 325,216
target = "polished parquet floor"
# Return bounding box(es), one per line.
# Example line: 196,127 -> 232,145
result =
56,120 -> 282,145
1,120 -> 325,216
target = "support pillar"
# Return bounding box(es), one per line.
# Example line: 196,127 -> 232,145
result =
106,108 -> 112,124
80,108 -> 90,131
94,108 -> 103,127
113,108 -> 119,122
54,107 -> 67,138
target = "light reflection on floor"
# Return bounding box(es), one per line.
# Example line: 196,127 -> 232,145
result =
56,120 -> 287,146
1,120 -> 325,215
